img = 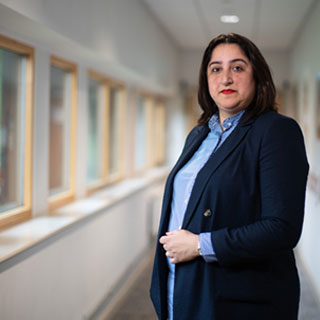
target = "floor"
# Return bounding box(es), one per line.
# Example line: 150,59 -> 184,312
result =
298,258 -> 320,319
103,251 -> 320,320
103,252 -> 157,320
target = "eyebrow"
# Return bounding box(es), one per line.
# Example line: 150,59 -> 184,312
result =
208,58 -> 248,67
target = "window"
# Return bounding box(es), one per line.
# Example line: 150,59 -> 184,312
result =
87,71 -> 126,192
134,94 -> 148,171
87,75 -> 105,186
186,88 -> 200,133
146,98 -> 166,167
153,100 -> 166,165
48,56 -> 77,210
134,93 -> 166,172
0,35 -> 33,229
107,83 -> 126,181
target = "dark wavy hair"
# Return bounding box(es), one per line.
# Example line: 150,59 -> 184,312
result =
198,33 -> 277,125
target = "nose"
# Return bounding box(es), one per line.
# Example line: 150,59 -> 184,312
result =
222,69 -> 233,85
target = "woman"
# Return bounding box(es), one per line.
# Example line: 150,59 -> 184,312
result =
150,33 -> 309,320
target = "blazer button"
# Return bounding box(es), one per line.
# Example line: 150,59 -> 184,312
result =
203,209 -> 212,217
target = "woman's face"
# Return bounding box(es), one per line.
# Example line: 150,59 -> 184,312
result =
207,43 -> 256,122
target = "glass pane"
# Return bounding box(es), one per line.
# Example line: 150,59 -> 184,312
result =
0,48 -> 26,214
155,102 -> 165,164
149,100 -> 157,166
87,77 -> 104,184
108,86 -> 122,176
135,95 -> 147,170
49,66 -> 71,196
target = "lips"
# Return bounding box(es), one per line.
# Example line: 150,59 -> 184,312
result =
221,89 -> 236,95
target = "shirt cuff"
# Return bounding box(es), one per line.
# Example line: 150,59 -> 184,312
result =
199,232 -> 218,263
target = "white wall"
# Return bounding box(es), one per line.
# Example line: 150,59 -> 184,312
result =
0,0 -> 178,92
0,181 -> 164,320
289,0 -> 320,304
263,50 -> 290,89
179,49 -> 203,88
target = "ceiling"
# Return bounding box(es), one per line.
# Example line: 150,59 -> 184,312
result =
142,0 -> 316,51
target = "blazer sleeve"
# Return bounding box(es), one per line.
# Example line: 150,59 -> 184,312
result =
211,116 -> 309,266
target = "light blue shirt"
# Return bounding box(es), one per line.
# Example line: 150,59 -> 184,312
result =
167,110 -> 245,320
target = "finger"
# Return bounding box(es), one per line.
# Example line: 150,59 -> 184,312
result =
159,236 -> 167,244
166,251 -> 173,258
166,229 -> 179,236
170,257 -> 178,264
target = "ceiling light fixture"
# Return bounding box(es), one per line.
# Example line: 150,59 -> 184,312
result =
220,15 -> 240,23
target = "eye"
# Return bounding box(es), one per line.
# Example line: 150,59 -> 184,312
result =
210,67 -> 221,73
233,65 -> 243,72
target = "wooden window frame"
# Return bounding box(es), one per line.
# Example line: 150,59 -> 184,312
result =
146,95 -> 156,168
87,71 -> 126,194
0,34 -> 34,230
147,97 -> 166,167
154,99 -> 166,166
186,88 -> 200,133
48,56 -> 77,211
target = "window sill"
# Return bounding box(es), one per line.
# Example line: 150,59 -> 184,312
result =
0,166 -> 169,266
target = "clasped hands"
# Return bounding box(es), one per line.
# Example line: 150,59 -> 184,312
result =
159,229 -> 199,264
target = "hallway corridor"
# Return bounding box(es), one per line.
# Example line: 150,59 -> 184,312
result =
103,249 -> 320,320
1,1 -> 320,319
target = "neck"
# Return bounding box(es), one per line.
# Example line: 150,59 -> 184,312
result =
218,112 -> 228,126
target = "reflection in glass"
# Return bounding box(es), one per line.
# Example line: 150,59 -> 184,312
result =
109,86 -> 122,177
49,66 -> 71,196
87,77 -> 104,184
135,95 -> 147,170
0,48 -> 26,214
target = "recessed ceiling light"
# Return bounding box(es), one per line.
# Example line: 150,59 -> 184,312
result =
220,15 -> 240,23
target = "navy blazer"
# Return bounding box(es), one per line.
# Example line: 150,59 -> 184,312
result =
150,111 -> 309,320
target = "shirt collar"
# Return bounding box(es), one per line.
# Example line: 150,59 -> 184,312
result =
208,109 -> 246,132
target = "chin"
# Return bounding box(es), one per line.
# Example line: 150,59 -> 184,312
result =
220,106 -> 242,113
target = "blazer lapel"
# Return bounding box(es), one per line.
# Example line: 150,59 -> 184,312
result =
182,121 -> 254,229
170,126 -> 210,179
157,126 -> 210,235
